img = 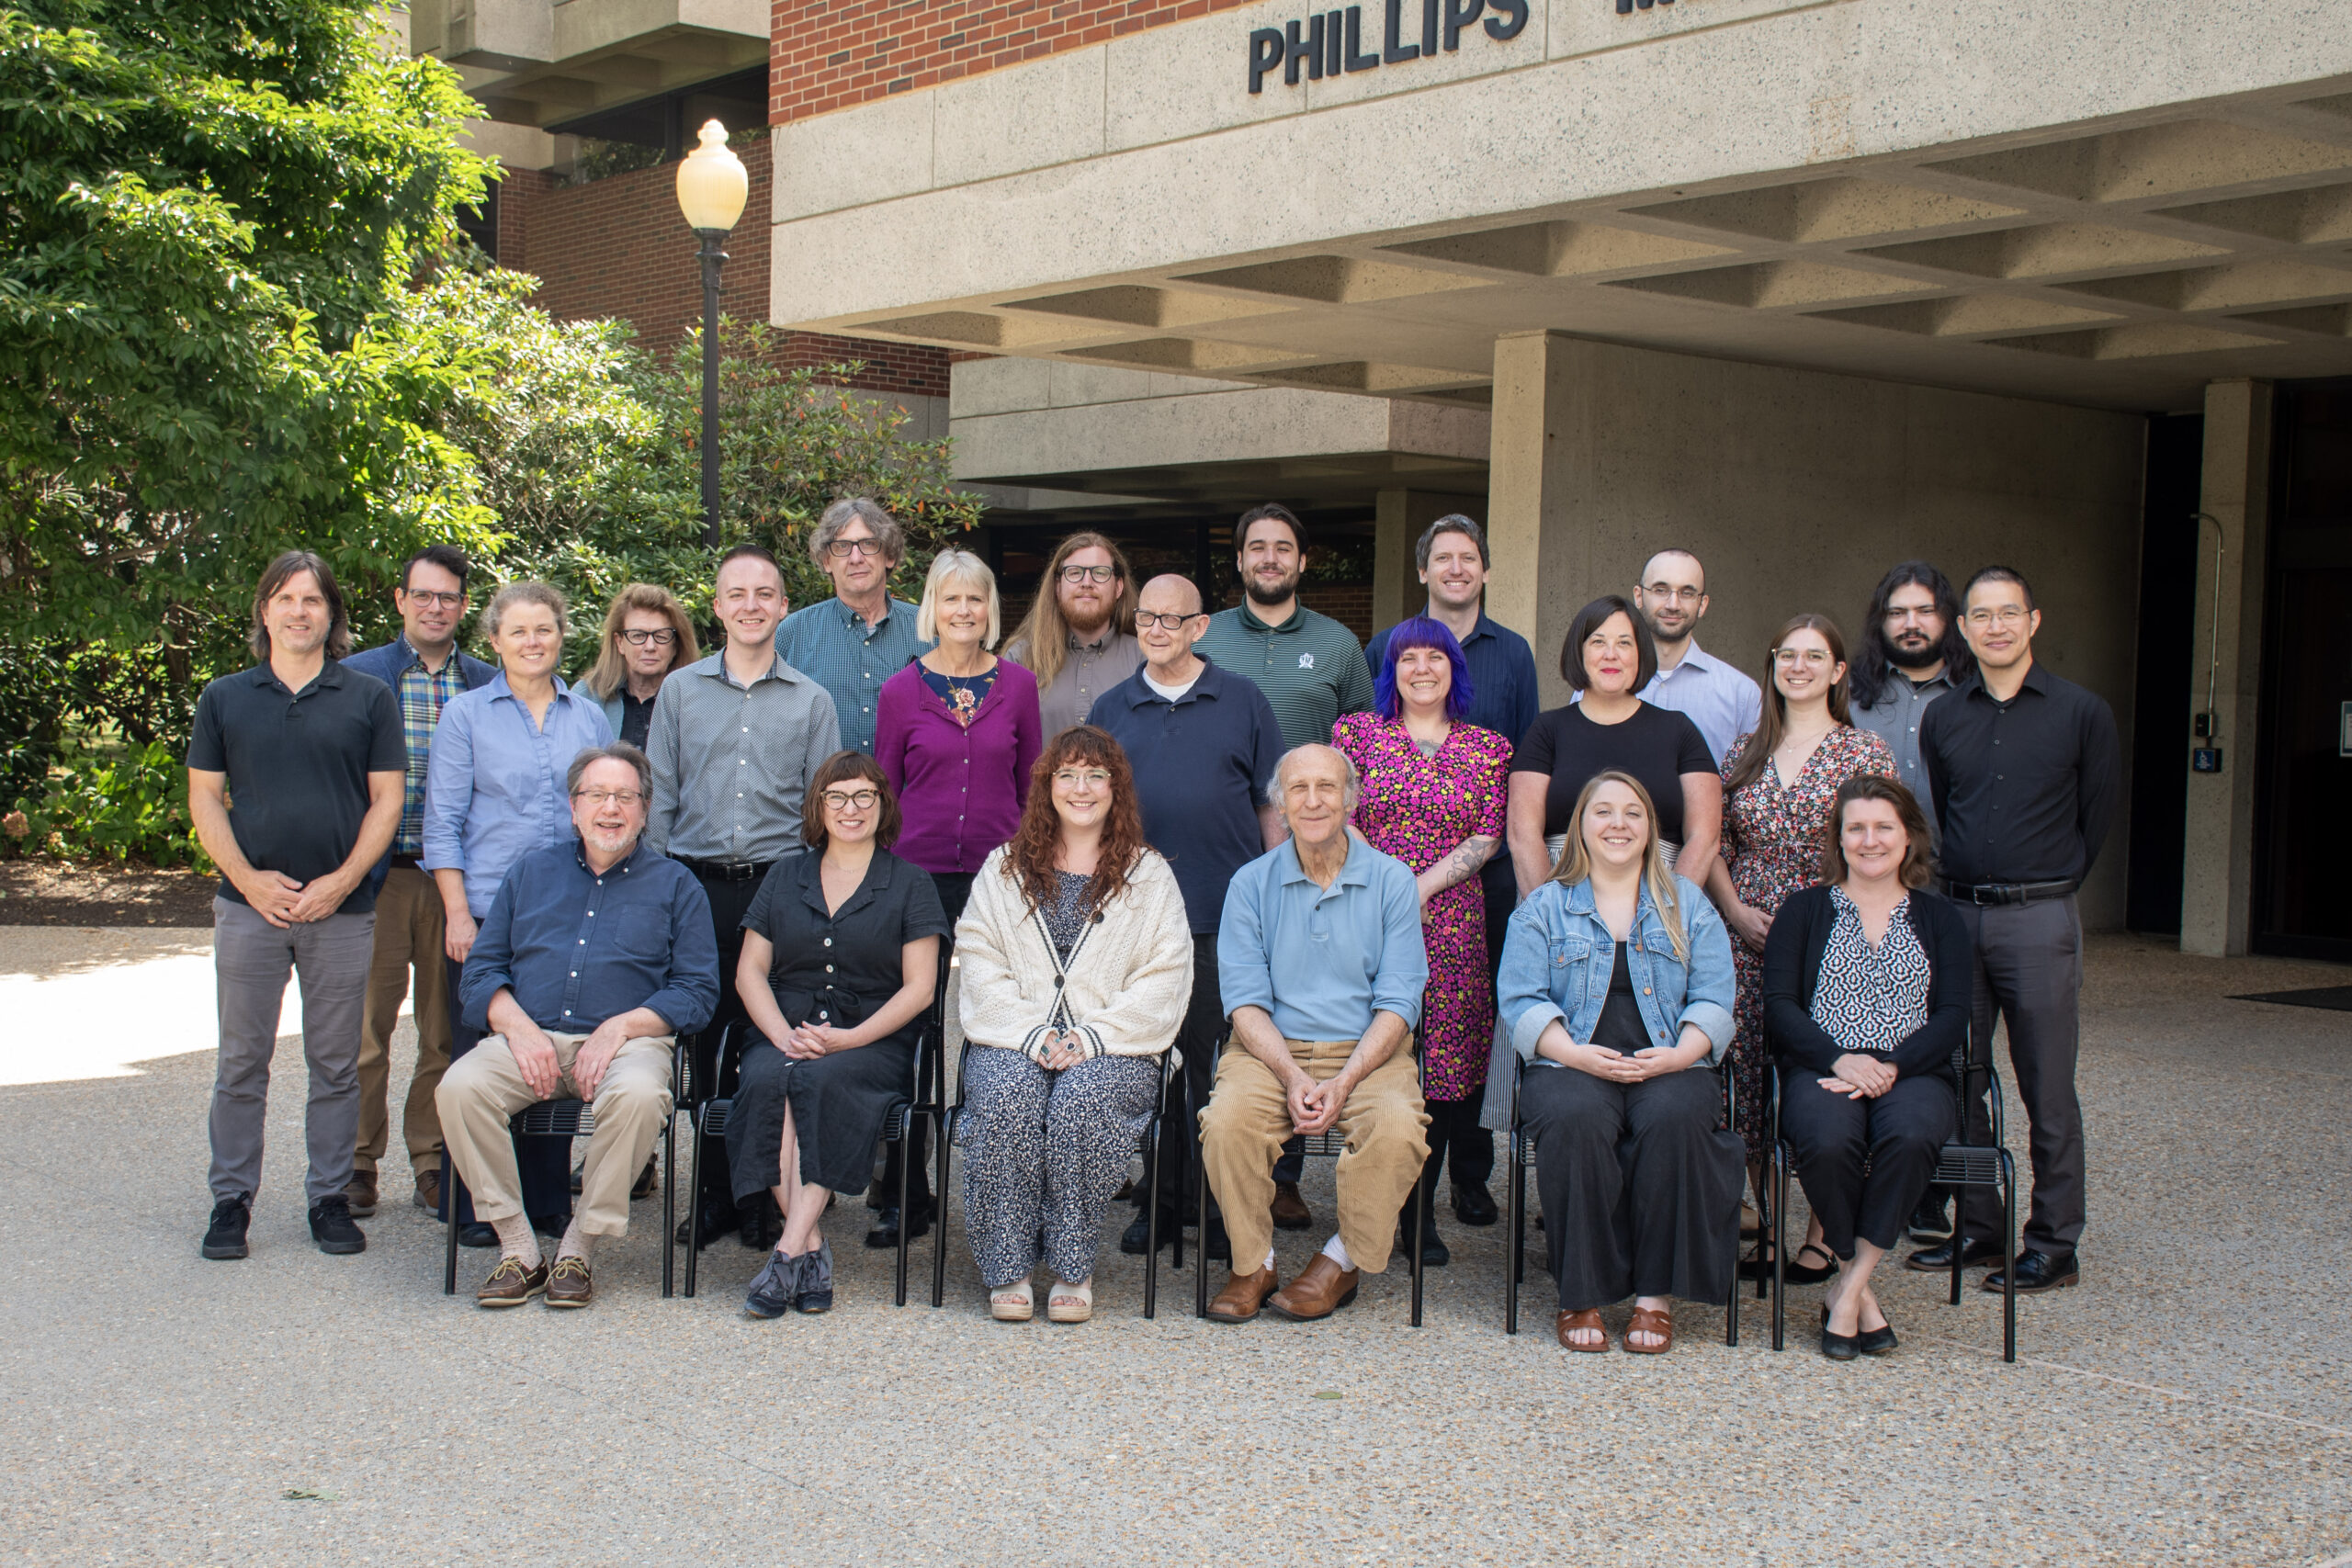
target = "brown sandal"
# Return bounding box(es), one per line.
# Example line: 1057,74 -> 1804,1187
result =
1623,1304 -> 1674,1354
1555,1308 -> 1609,1353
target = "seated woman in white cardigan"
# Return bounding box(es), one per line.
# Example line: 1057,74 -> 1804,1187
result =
954,725 -> 1193,1323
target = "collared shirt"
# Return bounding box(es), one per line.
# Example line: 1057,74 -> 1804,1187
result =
391,654 -> 470,856
645,650 -> 842,863
1577,637 -> 1761,766
186,660 -> 406,915
1917,660 -> 2120,887
1193,601 -> 1375,750
774,596 -> 931,756
1217,833 -> 1428,1043
1363,610 -> 1541,747
1006,627 -> 1145,736
420,672 -> 616,919
1092,660 -> 1285,933
1852,668 -> 1962,837
458,839 -> 718,1036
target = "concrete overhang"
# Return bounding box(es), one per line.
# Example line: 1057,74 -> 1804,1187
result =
768,0 -> 2352,415
413,0 -> 767,126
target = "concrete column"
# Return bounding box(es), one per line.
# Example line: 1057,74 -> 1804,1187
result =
2180,378 -> 2274,957
1372,490 -> 1458,632
1487,331 -> 1586,707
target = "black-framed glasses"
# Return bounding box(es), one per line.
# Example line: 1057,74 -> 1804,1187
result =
825,538 -> 885,559
1057,563 -> 1119,584
617,628 -> 676,647
820,788 -> 883,810
1135,611 -> 1204,631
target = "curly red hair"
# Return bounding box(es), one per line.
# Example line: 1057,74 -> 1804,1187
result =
1001,725 -> 1149,915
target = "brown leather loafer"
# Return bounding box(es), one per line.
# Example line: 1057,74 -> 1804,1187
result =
545,1255 -> 594,1308
412,1169 -> 441,1213
477,1256 -> 548,1307
1271,1181 -> 1312,1231
343,1171 -> 378,1219
1267,1254 -> 1359,1321
1207,1266 -> 1280,1323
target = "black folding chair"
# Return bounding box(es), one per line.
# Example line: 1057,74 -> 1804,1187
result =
441,1038 -> 685,1298
931,1042 -> 1183,1317
1502,1054 -> 1741,1346
683,1021 -> 933,1305
1765,1039 -> 2018,1360
1190,1021 -> 1432,1327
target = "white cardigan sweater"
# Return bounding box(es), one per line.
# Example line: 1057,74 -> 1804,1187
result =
955,845 -> 1194,1059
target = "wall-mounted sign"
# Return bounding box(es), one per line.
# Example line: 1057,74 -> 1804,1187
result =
1618,0 -> 1674,12
1248,0 -> 1529,94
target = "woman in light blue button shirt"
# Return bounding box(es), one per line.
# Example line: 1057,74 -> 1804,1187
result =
422,581 -> 615,1235
1496,770 -> 1741,1356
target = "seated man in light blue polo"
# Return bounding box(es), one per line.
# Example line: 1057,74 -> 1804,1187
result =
1200,744 -> 1430,1325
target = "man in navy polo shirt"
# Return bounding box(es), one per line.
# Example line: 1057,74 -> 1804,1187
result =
1092,573 -> 1285,1258
187,551 -> 408,1262
1363,513 -> 1537,1227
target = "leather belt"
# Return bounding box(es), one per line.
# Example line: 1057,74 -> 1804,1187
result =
678,856 -> 773,883
1940,877 -> 2075,907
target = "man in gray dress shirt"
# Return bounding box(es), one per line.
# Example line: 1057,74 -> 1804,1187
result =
1849,560 -> 1974,823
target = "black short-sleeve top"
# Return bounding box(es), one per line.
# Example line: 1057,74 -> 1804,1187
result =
1510,701 -> 1718,845
741,848 -> 950,1048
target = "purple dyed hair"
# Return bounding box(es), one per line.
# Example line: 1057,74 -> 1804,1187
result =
1373,615 -> 1476,721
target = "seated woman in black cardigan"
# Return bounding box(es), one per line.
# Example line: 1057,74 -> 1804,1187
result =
1763,773 -> 1970,1359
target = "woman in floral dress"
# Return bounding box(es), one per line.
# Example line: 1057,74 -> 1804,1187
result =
1706,613 -> 1894,1283
1333,616 -> 1513,1268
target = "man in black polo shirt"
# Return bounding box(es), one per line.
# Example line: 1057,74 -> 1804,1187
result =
187,551 -> 407,1261
1913,566 -> 2120,1294
1092,573 -> 1287,1258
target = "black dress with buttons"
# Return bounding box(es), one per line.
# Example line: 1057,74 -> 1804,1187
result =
725,850 -> 951,1200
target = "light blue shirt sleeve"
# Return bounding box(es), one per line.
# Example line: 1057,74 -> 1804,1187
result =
419,694 -> 476,876
1215,859 -> 1274,1023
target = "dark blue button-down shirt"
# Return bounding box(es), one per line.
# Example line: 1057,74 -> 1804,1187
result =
1364,610 -> 1541,748
459,839 -> 719,1036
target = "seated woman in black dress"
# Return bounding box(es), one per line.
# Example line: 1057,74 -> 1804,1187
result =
1763,773 -> 1971,1360
727,752 -> 947,1318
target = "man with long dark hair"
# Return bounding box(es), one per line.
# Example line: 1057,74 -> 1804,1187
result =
1849,560 -> 1973,820
1004,531 -> 1142,734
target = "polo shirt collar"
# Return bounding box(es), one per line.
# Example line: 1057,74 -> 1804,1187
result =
1278,831 -> 1374,888
252,658 -> 345,694
1236,601 -> 1304,635
1121,659 -> 1217,707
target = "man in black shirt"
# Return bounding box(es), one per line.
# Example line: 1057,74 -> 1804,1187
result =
1913,567 -> 2120,1293
187,551 -> 408,1262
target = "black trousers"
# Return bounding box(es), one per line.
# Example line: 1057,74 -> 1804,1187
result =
684,863 -> 769,1226
1136,935 -> 1224,1223
1781,1070 -> 1955,1258
1447,854 -> 1519,1190
1521,1064 -> 1741,1312
441,955 -> 571,1227
1952,897 -> 2086,1258
1418,1095 -> 1487,1218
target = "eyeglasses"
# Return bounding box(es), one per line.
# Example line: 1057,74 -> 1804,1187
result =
1134,611 -> 1204,631
1643,584 -> 1703,604
1053,769 -> 1113,788
572,788 -> 645,807
1057,564 -> 1119,584
617,628 -> 676,647
402,590 -> 465,609
821,789 -> 882,810
1772,648 -> 1834,667
1965,607 -> 2031,628
824,538 -> 886,559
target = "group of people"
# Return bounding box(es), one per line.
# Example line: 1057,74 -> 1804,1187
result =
188,495 -> 2118,1359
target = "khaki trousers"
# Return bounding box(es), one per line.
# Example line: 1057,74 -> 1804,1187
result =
1199,1038 -> 1428,1277
355,865 -> 452,1177
437,1032 -> 674,1237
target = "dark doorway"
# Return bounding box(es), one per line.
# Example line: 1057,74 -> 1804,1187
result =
2125,412 -> 2203,935
2254,382 -> 2352,961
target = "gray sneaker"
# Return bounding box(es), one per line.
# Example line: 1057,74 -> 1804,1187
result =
794,1240 -> 834,1314
744,1250 -> 799,1319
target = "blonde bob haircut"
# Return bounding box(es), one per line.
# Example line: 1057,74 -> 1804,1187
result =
1546,769 -> 1690,962
916,549 -> 1001,649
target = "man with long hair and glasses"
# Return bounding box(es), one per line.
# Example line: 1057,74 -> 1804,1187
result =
1849,560 -> 1974,830
775,497 -> 933,755
1004,532 -> 1144,735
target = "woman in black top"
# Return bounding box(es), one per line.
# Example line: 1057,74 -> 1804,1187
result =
1763,773 -> 1971,1359
727,752 -> 948,1317
1509,596 -> 1722,897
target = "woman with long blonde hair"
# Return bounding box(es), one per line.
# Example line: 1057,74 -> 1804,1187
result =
1495,771 -> 1740,1355
578,583 -> 699,749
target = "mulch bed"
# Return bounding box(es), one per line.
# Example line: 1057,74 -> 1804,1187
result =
0,859 -> 219,926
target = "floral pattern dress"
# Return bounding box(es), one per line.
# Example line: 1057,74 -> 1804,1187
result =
1719,723 -> 1897,1158
1332,714 -> 1513,1102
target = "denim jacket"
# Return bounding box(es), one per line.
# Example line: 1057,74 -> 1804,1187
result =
1497,874 -> 1736,1069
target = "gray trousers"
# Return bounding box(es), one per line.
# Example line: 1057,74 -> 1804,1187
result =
209,897 -> 375,1205
1954,896 -> 2086,1258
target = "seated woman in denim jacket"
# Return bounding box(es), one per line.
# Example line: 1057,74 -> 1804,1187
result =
1497,771 -> 1741,1354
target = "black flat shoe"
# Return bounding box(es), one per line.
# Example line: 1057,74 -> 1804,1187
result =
1740,1241 -> 1837,1283
1820,1327 -> 1859,1361
1858,1322 -> 1898,1356
458,1222 -> 497,1248
1451,1181 -> 1498,1228
864,1198 -> 933,1249
1906,1235 -> 2005,1271
1984,1248 -> 2077,1293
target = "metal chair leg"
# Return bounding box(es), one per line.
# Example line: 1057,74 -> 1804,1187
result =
684,1105 -> 706,1300
1409,1165 -> 1427,1328
1505,1132 -> 1523,1335
930,1110 -> 954,1309
442,1150 -> 459,1296
1142,1111 -> 1162,1321
661,1111 -> 676,1300
893,1107 -> 912,1308
1770,1143 -> 1792,1351
1193,1112 -> 1211,1321
2000,1151 -> 2018,1363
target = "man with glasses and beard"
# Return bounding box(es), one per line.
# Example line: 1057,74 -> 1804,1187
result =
1850,561 -> 1975,829
1004,532 -> 1144,736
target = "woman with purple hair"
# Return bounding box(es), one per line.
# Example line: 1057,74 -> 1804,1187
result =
1332,615 -> 1513,1267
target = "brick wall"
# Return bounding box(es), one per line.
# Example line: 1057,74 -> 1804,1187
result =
771,0 -> 1267,125
494,135 -> 949,397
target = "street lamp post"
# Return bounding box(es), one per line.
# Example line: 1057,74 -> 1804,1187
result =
674,119 -> 749,547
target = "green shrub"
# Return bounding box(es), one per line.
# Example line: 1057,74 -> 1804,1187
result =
6,740 -> 210,869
